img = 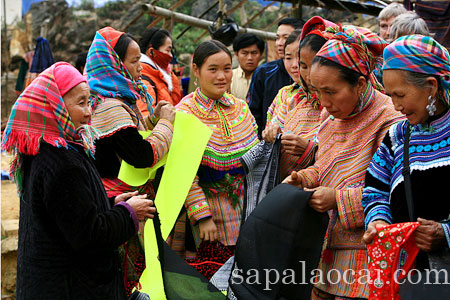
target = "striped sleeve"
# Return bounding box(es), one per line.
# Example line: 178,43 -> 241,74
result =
362,133 -> 394,229
297,164 -> 320,188
297,140 -> 317,168
185,175 -> 212,224
145,118 -> 173,166
266,88 -> 286,127
336,187 -> 365,230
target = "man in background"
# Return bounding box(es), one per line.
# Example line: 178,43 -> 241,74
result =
378,2 -> 407,41
247,18 -> 303,137
230,33 -> 265,100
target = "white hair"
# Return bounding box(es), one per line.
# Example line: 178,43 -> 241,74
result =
378,2 -> 407,21
390,12 -> 433,40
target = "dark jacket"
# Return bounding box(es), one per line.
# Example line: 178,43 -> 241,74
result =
17,142 -> 136,299
247,59 -> 292,137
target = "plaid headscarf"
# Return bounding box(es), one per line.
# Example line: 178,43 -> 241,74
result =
86,27 -> 154,114
300,16 -> 338,41
316,26 -> 387,91
1,62 -> 99,193
383,35 -> 450,106
297,17 -> 339,109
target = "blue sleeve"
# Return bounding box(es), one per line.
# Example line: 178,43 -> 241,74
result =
362,132 -> 395,229
248,66 -> 265,136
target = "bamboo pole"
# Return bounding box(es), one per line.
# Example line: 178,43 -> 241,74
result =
141,4 -> 276,40
147,0 -> 189,29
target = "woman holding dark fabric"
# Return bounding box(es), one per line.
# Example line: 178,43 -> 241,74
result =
263,17 -> 338,179
362,35 -> 450,267
86,26 -> 174,294
176,40 -> 259,255
138,27 -> 182,116
284,28 -> 404,299
2,62 -> 155,299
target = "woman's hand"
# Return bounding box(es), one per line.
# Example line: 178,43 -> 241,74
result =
126,194 -> 156,221
414,218 -> 446,252
199,217 -> 218,242
281,134 -> 309,156
114,191 -> 138,204
159,102 -> 175,123
304,186 -> 337,213
153,100 -> 170,119
262,123 -> 281,143
362,220 -> 389,244
282,171 -> 304,188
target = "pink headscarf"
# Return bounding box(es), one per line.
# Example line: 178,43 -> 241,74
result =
53,62 -> 87,96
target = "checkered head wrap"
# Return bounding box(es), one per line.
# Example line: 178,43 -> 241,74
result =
383,34 -> 450,106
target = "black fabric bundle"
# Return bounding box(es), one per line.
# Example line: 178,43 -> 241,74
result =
229,183 -> 329,300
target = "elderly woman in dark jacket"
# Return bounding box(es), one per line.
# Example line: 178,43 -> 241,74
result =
1,62 -> 155,300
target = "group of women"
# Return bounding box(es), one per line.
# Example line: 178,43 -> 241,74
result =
2,13 -> 450,299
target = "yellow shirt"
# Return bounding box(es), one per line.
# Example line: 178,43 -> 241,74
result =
230,66 -> 252,102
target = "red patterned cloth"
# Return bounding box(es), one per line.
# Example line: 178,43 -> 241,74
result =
367,222 -> 420,300
186,241 -> 234,280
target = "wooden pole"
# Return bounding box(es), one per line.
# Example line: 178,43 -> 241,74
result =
176,0 -> 219,40
147,0 -> 189,29
263,11 -> 290,31
122,11 -> 144,32
142,4 -> 277,40
242,1 -> 276,28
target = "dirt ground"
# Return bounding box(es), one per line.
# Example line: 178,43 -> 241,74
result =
1,152 -> 20,299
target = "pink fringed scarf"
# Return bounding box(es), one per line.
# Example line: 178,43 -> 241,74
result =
1,62 -> 99,193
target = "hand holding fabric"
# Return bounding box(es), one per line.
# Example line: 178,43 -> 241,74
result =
414,218 -> 445,252
199,217 -> 218,242
304,186 -> 337,213
363,220 -> 390,244
281,133 -> 309,156
262,123 -> 281,143
126,194 -> 156,221
114,190 -> 139,204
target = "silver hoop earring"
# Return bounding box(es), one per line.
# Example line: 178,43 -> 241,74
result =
358,93 -> 364,112
194,78 -> 198,86
426,95 -> 437,116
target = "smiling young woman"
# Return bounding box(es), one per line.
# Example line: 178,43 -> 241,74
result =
175,40 -> 259,260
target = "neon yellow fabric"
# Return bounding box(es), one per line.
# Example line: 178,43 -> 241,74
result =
118,130 -> 168,187
138,111 -> 212,298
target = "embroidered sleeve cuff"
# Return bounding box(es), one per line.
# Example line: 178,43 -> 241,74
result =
297,166 -> 319,188
336,187 -> 366,230
115,202 -> 139,232
186,200 -> 212,224
146,118 -> 174,166
441,223 -> 450,249
364,206 -> 393,230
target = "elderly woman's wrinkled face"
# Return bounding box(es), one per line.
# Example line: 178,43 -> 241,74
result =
124,40 -> 142,80
383,69 -> 441,125
310,63 -> 363,119
63,82 -> 92,129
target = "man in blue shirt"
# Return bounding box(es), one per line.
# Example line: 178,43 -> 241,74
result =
247,18 -> 304,137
